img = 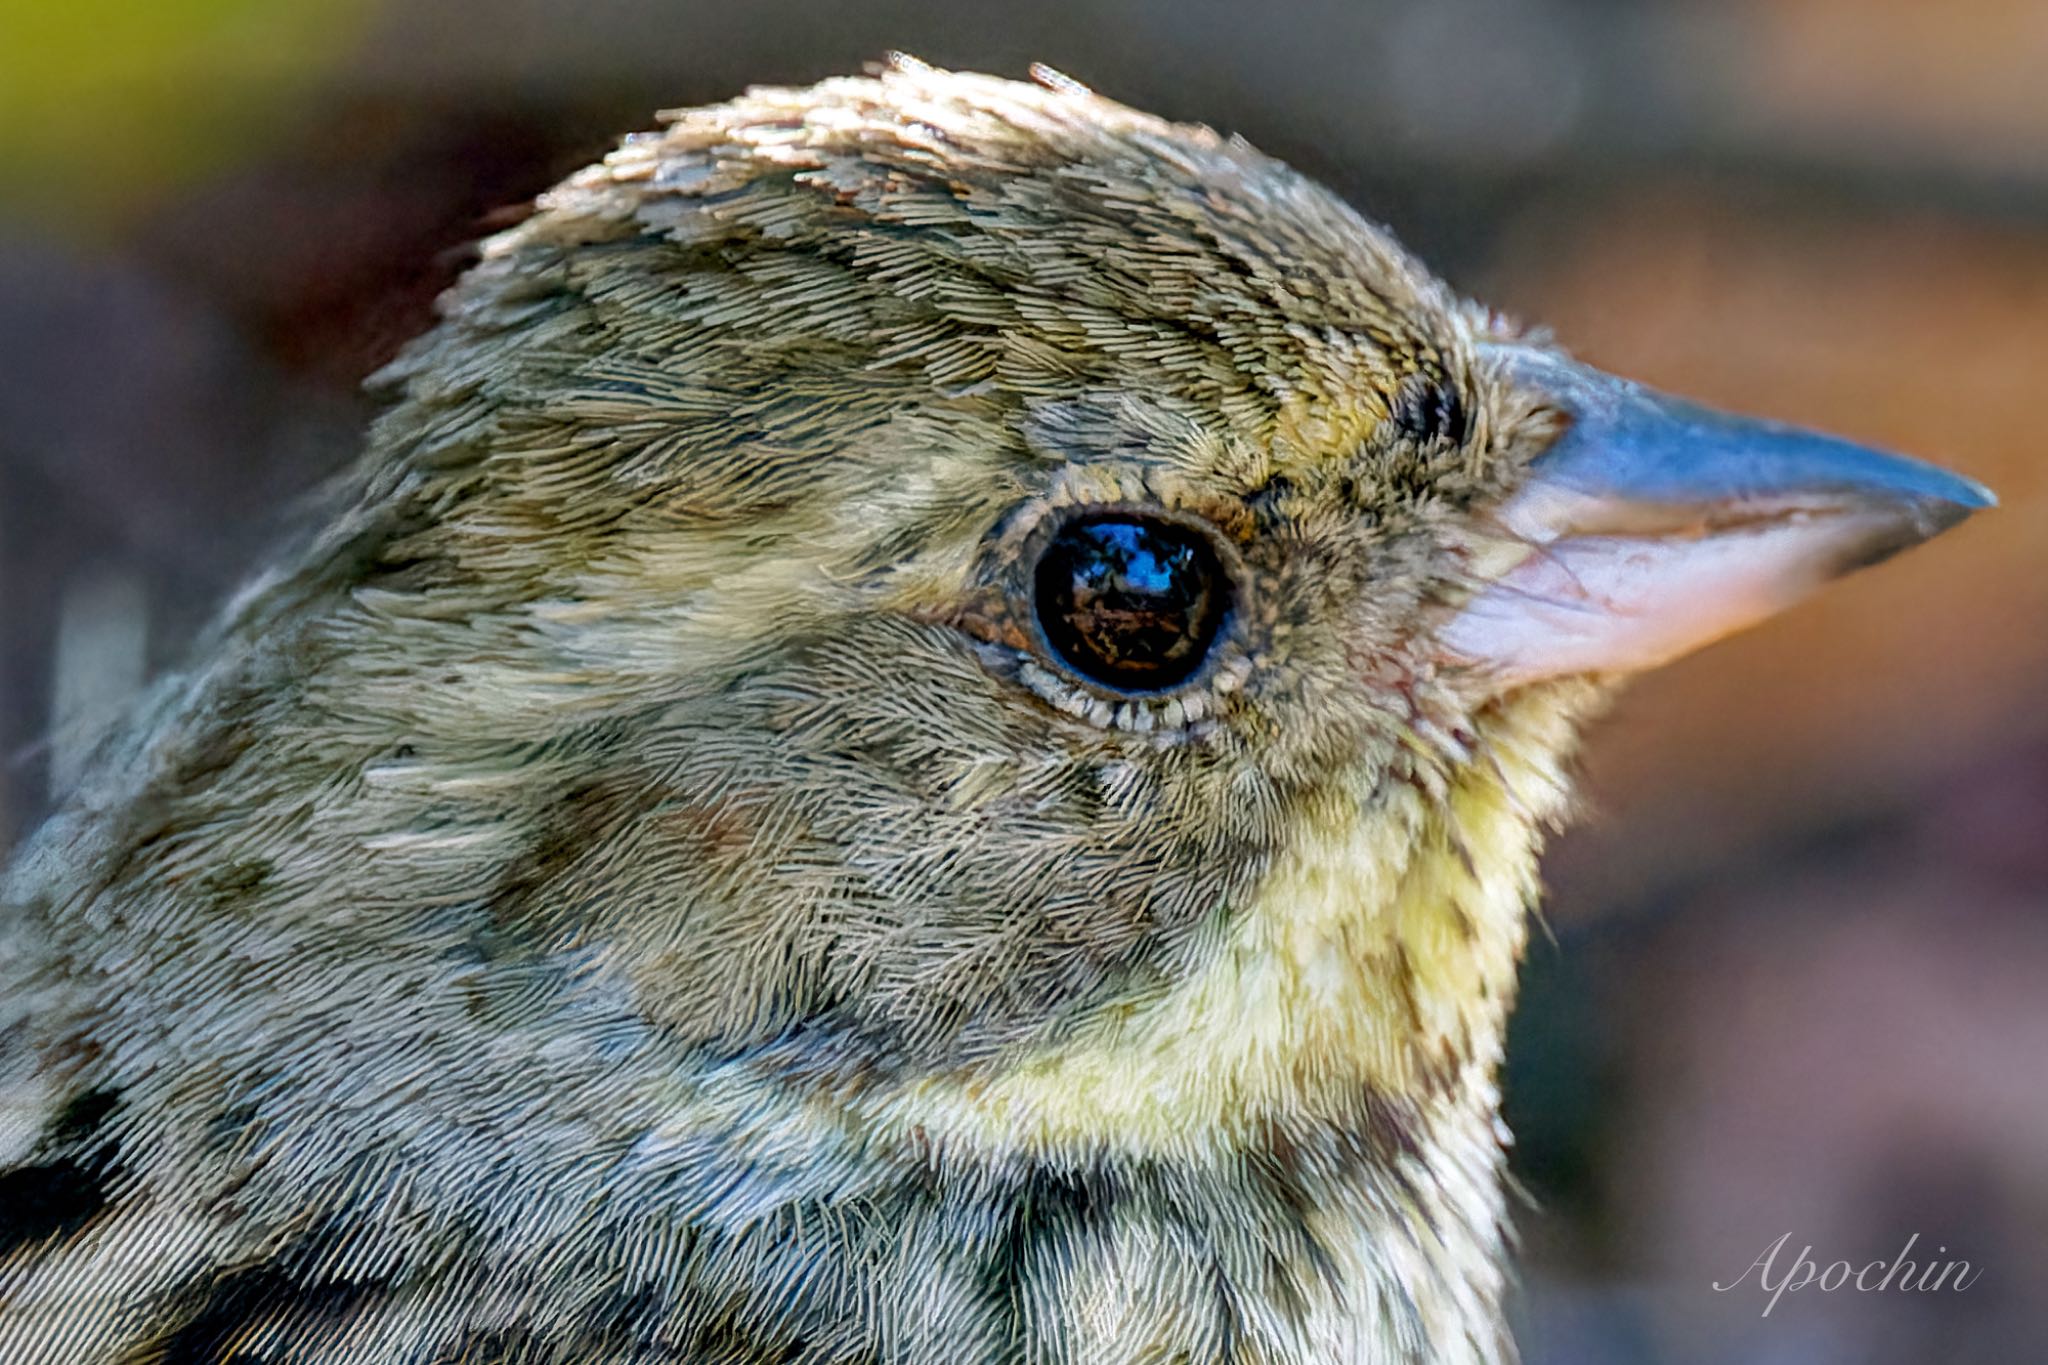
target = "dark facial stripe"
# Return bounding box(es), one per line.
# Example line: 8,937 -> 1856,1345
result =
0,1088 -> 120,1261
124,1257 -> 374,1365
0,1157 -> 111,1261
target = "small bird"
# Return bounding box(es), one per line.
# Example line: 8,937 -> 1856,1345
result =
0,61 -> 1991,1364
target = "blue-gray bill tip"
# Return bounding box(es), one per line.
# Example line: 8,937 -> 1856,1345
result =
1440,346 -> 1994,685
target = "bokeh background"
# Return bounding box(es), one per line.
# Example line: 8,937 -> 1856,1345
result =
2,1 -> 2043,1360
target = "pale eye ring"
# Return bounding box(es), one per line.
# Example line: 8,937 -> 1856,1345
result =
1029,512 -> 1231,693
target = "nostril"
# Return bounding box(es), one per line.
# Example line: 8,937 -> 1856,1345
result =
1390,373 -> 1470,447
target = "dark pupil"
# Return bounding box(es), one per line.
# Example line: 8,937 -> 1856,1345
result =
1033,514 -> 1227,691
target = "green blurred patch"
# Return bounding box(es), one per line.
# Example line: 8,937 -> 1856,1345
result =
0,0 -> 379,227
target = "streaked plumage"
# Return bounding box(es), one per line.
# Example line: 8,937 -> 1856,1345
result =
0,61 -> 1986,1364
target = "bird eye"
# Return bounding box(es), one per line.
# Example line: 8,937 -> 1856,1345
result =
1031,513 -> 1230,692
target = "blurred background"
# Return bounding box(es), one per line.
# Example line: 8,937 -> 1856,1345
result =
1,1 -> 2042,1360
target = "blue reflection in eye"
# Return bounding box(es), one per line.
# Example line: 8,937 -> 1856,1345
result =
1031,512 -> 1228,692
1095,521 -> 1178,596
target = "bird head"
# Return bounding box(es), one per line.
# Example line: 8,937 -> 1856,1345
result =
214,62 -> 1986,1163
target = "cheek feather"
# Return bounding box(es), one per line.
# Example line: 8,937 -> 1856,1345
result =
846,691 -> 1580,1162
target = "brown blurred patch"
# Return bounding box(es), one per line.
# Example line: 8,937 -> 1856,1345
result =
1729,0 -> 2048,170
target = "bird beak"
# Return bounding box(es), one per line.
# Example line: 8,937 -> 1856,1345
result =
1439,345 -> 1995,687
